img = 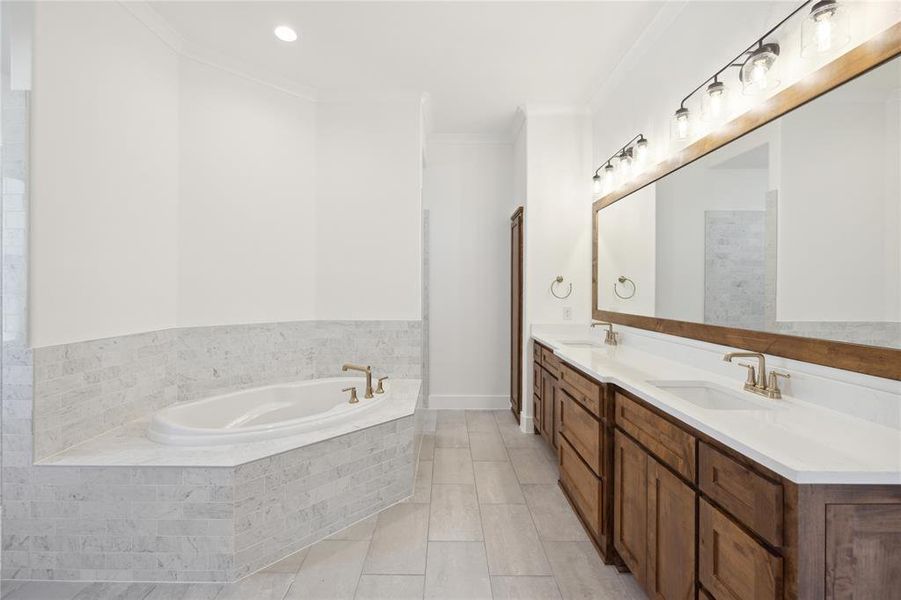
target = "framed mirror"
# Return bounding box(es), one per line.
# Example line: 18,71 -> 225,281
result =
593,25 -> 901,380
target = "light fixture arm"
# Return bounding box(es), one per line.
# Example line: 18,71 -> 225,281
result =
593,134 -> 646,177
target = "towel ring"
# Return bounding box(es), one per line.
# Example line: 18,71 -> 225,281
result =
550,275 -> 572,300
613,276 -> 636,300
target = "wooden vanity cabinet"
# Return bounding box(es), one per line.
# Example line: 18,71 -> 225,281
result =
532,341 -> 559,448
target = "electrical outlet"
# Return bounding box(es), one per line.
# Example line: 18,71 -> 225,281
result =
563,306 -> 572,321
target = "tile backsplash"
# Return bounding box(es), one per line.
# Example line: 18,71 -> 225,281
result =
32,320 -> 423,461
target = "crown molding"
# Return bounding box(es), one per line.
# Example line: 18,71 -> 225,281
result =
120,0 -> 317,101
587,0 -> 688,112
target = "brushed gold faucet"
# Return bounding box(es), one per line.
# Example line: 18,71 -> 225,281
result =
342,363 -> 374,398
591,321 -> 619,346
375,376 -> 388,394
342,386 -> 359,404
723,352 -> 790,399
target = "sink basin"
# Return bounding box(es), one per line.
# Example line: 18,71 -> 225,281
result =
647,380 -> 775,411
557,339 -> 604,349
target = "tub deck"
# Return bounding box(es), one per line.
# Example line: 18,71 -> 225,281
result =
37,379 -> 421,467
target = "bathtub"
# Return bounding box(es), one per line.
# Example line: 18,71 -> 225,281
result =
147,377 -> 389,446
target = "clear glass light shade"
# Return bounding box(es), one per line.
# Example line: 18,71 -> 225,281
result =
634,139 -> 650,168
702,81 -> 729,123
617,151 -> 633,185
740,44 -> 781,95
802,0 -> 850,56
602,164 -> 615,195
672,108 -> 691,141
592,174 -> 603,196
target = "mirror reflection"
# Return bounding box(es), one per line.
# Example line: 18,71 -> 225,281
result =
597,56 -> 900,349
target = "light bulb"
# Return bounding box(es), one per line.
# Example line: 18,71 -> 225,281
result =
814,12 -> 834,52
673,108 -> 690,141
592,174 -> 602,196
751,59 -> 769,91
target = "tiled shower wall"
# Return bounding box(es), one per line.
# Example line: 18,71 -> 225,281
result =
33,321 -> 423,460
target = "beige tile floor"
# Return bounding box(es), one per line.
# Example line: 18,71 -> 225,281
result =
0,410 -> 643,600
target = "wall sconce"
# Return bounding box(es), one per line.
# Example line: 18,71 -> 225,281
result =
802,0 -> 850,56
591,135 -> 648,197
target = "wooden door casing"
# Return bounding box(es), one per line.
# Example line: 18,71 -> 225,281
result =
510,207 -> 523,421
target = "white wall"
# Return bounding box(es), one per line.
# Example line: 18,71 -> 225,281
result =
423,138 -> 513,408
30,1 -> 179,347
177,58 -> 318,326
315,100 -> 423,320
524,111 -> 593,324
518,110 -> 592,429
30,3 -> 425,346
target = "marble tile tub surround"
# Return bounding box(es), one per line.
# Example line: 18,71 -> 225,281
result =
2,416 -> 416,583
32,320 -> 422,460
532,323 -> 901,484
1,409 -> 646,599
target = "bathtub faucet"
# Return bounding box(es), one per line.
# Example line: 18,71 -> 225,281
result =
342,363 -> 374,399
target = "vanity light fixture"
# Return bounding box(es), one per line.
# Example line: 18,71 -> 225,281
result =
802,0 -> 850,56
274,25 -> 298,42
591,135 -> 647,197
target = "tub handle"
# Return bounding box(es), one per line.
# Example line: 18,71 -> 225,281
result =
342,386 -> 359,404
376,376 -> 389,394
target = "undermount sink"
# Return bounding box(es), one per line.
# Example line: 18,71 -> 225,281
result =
647,380 -> 775,411
557,339 -> 604,348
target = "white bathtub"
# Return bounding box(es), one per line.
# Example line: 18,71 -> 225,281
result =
147,377 -> 389,446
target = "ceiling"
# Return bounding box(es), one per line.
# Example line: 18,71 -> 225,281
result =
148,1 -> 666,135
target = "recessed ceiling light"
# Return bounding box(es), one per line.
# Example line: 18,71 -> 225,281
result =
274,26 -> 298,42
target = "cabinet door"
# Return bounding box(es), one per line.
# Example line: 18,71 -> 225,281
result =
826,504 -> 901,599
647,456 -> 696,600
614,430 -> 648,582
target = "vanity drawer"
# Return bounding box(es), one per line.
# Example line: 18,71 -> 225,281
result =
540,347 -> 561,377
699,499 -> 782,600
560,436 -> 604,539
614,392 -> 696,482
699,442 -> 783,547
558,363 -> 603,418
559,386 -> 603,476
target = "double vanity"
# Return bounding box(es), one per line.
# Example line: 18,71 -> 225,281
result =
531,331 -> 901,600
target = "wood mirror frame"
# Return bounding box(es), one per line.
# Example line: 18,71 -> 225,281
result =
592,22 -> 901,381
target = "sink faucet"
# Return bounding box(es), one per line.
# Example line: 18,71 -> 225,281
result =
342,363 -> 374,399
591,321 -> 618,346
723,352 -> 790,399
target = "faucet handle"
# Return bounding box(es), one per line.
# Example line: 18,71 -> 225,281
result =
737,363 -> 757,387
342,387 -> 359,404
767,370 -> 790,394
375,376 -> 388,394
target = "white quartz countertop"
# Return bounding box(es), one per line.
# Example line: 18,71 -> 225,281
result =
37,379 -> 421,468
533,332 -> 901,485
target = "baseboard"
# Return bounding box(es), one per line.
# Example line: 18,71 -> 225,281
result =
427,394 -> 509,410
